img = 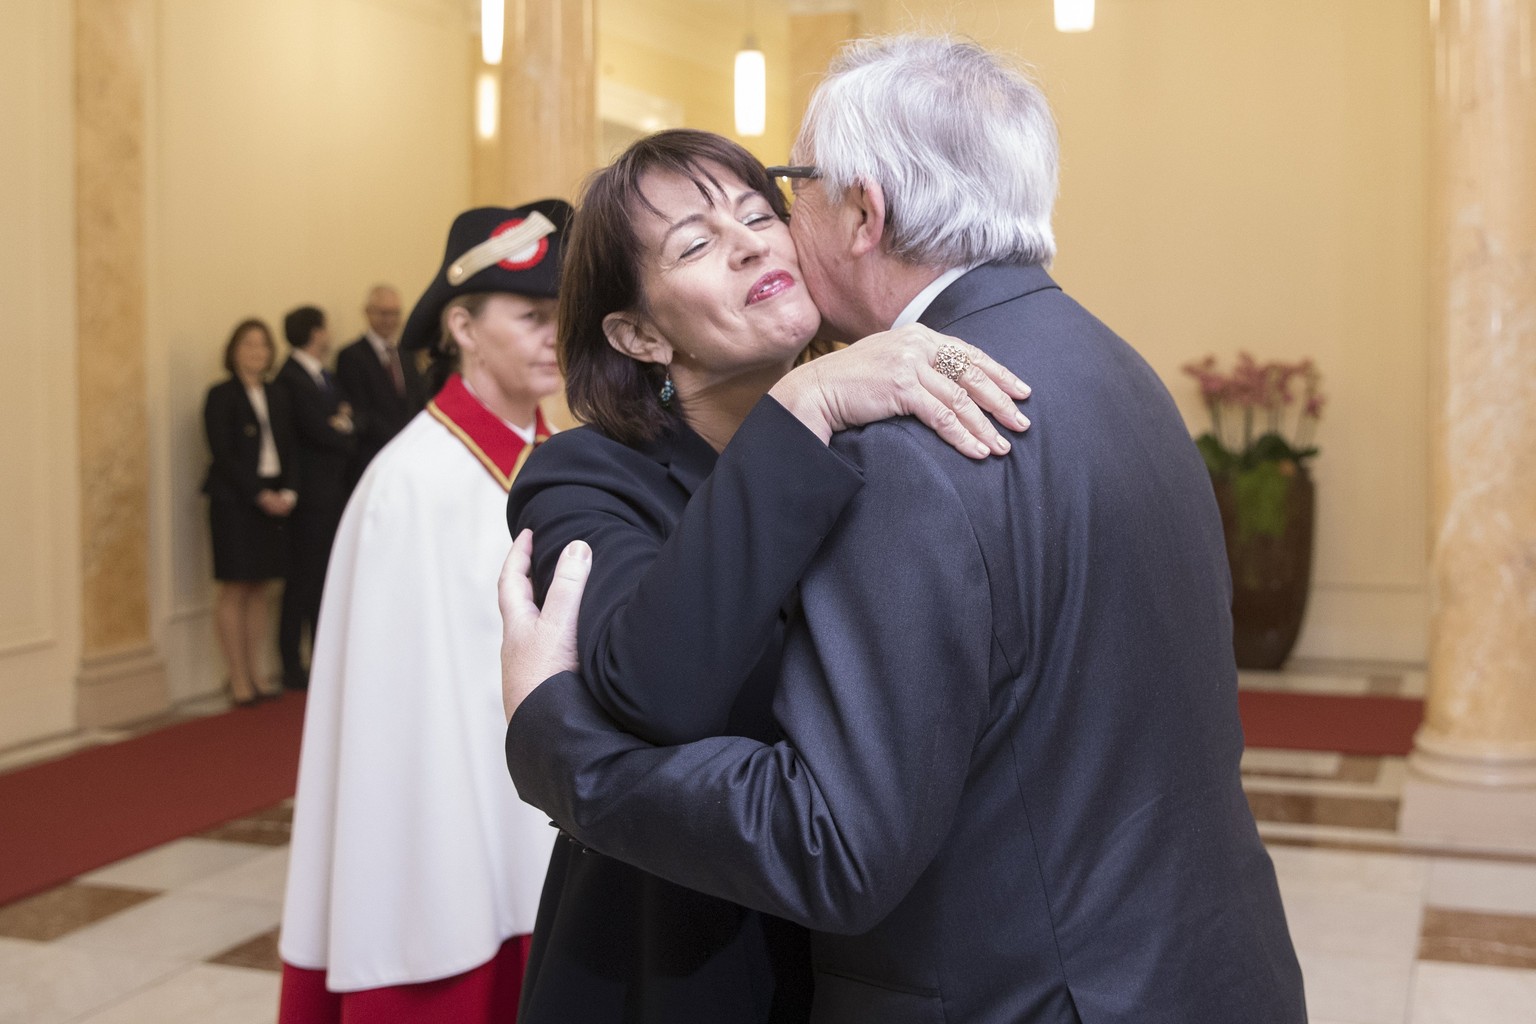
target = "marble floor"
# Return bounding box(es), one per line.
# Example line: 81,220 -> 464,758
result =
2,662 -> 1534,1023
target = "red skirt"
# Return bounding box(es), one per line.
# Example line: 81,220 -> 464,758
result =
278,934 -> 532,1024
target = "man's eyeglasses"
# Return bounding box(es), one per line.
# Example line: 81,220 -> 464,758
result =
766,165 -> 820,186
766,166 -> 819,213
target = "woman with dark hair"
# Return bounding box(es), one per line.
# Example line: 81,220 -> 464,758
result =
201,318 -> 295,706
507,130 -> 1029,1022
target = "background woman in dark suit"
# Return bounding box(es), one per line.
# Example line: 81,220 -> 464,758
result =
506,130 -> 1027,1023
202,318 -> 296,705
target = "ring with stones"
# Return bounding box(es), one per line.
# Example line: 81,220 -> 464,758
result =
933,342 -> 972,382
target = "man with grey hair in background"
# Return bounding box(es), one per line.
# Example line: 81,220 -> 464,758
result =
334,283 -> 425,486
501,35 -> 1306,1023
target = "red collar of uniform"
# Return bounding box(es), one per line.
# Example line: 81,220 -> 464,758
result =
426,373 -> 551,492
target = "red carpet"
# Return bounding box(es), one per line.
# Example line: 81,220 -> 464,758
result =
1238,690 -> 1423,756
0,687 -> 1417,907
0,693 -> 307,906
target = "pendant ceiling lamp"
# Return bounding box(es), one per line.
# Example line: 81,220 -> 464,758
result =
734,0 -> 764,138
476,72 -> 499,140
1055,0 -> 1095,33
735,38 -> 766,137
481,0 -> 504,65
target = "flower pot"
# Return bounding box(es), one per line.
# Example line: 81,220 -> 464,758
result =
1211,467 -> 1315,670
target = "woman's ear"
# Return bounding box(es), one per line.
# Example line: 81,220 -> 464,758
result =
444,304 -> 476,358
602,312 -> 673,366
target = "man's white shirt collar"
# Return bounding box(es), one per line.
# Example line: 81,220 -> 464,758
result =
291,347 -> 325,384
890,265 -> 975,330
366,330 -> 394,359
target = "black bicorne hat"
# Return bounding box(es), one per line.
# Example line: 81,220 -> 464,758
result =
399,198 -> 574,353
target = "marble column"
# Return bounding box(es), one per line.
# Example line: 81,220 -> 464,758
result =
73,0 -> 168,726
470,0 -> 597,205
1402,0 -> 1536,851
471,0 -> 596,428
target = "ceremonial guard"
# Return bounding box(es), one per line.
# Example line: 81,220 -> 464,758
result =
278,200 -> 572,1023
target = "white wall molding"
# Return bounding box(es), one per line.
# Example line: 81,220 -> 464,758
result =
1293,583 -> 1429,664
0,633 -> 59,658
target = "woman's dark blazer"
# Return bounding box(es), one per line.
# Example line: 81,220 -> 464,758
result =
506,399 -> 865,1024
202,377 -> 297,504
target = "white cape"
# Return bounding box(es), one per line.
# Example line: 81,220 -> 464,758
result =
279,410 -> 555,991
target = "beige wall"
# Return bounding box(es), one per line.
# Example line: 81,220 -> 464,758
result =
1,0 -> 473,752
789,11 -> 860,132
1,0 -> 475,751
854,0 -> 1432,662
151,0 -> 474,703
0,0 -> 82,749
0,0 -> 1435,752
598,0 -> 795,166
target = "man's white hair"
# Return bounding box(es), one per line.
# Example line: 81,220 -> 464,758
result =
793,35 -> 1059,267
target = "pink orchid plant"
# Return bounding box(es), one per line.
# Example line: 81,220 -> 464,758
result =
1182,353 -> 1325,538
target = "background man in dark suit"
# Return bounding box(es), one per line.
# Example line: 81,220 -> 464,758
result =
274,305 -> 354,689
334,283 -> 425,486
501,35 -> 1306,1024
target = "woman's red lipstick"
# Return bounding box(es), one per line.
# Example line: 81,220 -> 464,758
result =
746,270 -> 794,305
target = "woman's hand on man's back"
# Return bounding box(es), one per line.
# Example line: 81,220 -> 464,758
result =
767,325 -> 1031,459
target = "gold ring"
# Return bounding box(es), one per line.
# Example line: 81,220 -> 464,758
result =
933,343 -> 971,382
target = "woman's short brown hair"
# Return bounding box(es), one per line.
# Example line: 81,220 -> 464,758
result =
559,129 -> 789,447
222,318 -> 276,377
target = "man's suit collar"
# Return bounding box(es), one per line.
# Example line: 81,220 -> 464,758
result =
917,262 -> 1060,332
892,265 -> 973,330
289,347 -> 325,380
364,330 -> 396,358
278,358 -> 310,387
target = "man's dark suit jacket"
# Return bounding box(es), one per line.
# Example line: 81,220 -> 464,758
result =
273,356 -> 355,676
507,263 -> 1306,1024
334,335 -> 424,483
201,378 -> 297,503
272,357 -> 353,522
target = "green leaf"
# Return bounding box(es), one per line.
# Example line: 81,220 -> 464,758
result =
1195,433 -> 1236,476
1233,462 -> 1292,540
1240,432 -> 1320,469
1246,432 -> 1295,467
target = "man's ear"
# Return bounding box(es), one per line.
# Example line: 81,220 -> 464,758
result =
602,312 -> 673,366
847,178 -> 888,258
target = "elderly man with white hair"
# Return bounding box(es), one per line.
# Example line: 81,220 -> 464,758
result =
501,35 -> 1306,1024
